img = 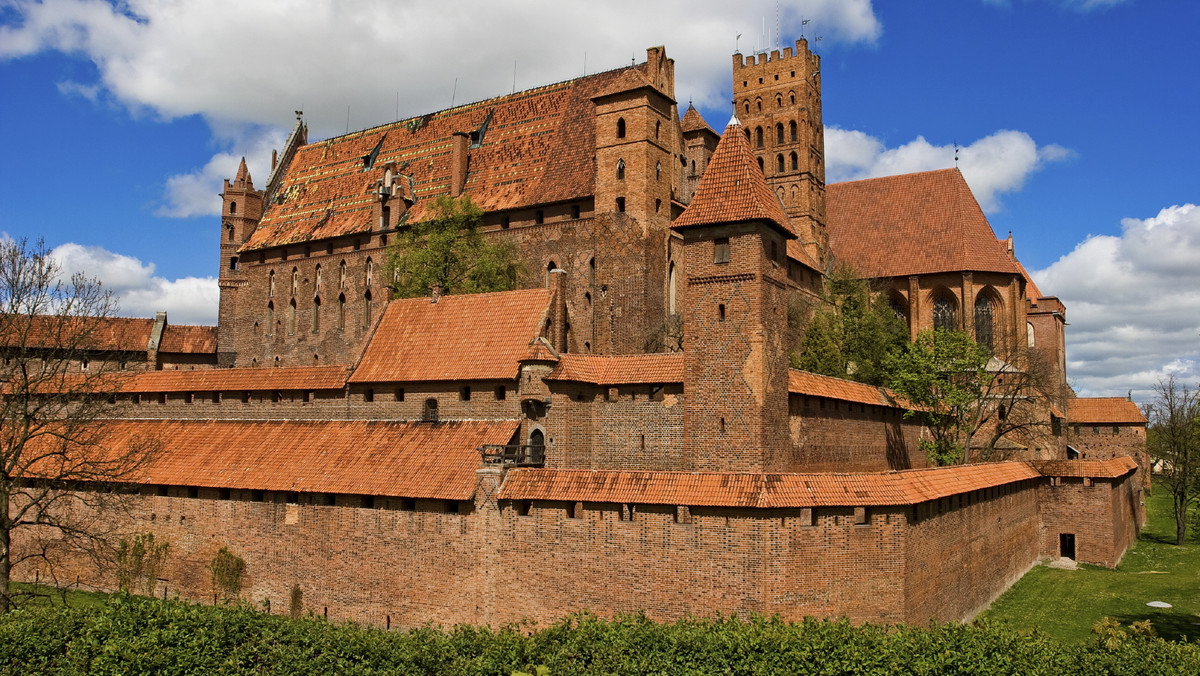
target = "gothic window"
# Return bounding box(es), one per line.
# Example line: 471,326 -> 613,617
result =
668,261 -> 676,314
755,126 -> 764,148
776,94 -> 783,109
789,120 -> 798,142
337,293 -> 346,331
933,293 -> 957,331
1027,322 -> 1035,348
528,428 -> 545,455
314,264 -> 322,294
266,301 -> 274,335
546,260 -> 557,287
230,201 -> 237,215
616,159 -> 625,180
655,161 -> 661,181
616,197 -> 625,213
776,123 -> 784,144
226,224 -> 234,241
756,98 -> 762,112
291,267 -> 298,297
365,257 -> 373,287
743,100 -> 750,115
789,92 -> 796,105
288,298 -> 297,335
756,156 -> 764,173
776,154 -> 785,173
588,256 -> 596,284
890,294 -> 908,322
616,117 -> 626,138
790,152 -> 798,171
975,294 -> 996,352
363,289 -> 373,327
268,270 -> 275,297
339,260 -> 347,290
312,295 -> 321,333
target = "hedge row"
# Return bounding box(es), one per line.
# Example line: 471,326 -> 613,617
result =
1,593 -> 1197,675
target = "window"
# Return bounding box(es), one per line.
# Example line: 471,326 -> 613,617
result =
933,294 -> 957,331
975,294 -> 996,352
1027,322 -> 1035,347
776,154 -> 785,173
287,299 -> 296,335
755,126 -> 764,148
230,201 -> 237,215
424,398 -> 438,422
668,262 -> 676,314
529,428 -> 545,456
337,294 -> 346,331
380,204 -> 390,230
495,385 -> 506,400
789,120 -> 797,142
268,270 -> 275,297
535,210 -> 544,224
500,215 -> 510,229
616,159 -> 625,180
571,204 -> 580,219
756,157 -> 764,173
364,388 -> 374,403
229,256 -> 238,270
616,117 -> 626,138
615,197 -> 625,213
312,296 -> 321,333
655,161 -> 661,181
460,386 -> 471,401
363,290 -> 373,327
714,237 -> 730,264
655,120 -> 660,139
776,123 -> 784,144
718,303 -> 726,322
790,152 -> 798,171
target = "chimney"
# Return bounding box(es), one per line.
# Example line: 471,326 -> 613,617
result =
450,132 -> 470,197
430,284 -> 442,303
548,269 -> 568,352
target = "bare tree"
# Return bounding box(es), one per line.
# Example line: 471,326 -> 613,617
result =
0,238 -> 158,613
967,348 -> 1059,462
1146,376 -> 1200,545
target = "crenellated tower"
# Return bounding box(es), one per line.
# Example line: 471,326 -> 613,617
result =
733,39 -> 827,268
216,158 -> 263,367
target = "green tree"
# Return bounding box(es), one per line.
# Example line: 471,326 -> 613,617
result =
885,328 -> 994,465
208,546 -> 246,602
384,195 -> 521,299
794,265 -> 907,386
1146,376 -> 1200,544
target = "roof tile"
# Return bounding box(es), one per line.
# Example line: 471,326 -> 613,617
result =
787,369 -> 901,409
120,365 -> 349,393
158,325 -> 217,354
1068,397 -> 1146,424
548,353 -> 683,385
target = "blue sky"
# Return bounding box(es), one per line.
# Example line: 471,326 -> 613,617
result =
0,0 -> 1197,402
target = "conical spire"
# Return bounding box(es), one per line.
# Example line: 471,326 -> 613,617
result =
233,157 -> 253,189
671,120 -> 792,236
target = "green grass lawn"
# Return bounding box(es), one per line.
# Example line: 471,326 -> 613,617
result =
981,481 -> 1200,643
7,582 -> 110,611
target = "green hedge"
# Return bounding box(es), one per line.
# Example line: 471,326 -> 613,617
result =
1,594 -> 1197,675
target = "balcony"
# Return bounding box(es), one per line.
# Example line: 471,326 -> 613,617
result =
479,443 -> 545,467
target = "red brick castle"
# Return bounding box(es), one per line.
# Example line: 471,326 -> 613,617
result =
13,39 -> 1148,626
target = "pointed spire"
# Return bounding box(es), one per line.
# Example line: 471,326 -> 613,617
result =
234,157 -> 253,189
672,120 -> 792,236
680,103 -> 714,135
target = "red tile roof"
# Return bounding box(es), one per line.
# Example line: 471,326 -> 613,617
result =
120,365 -> 349,393
1068,397 -> 1147,424
826,169 -> 1021,278
96,419 -> 518,499
158,325 -> 217,354
1034,456 -> 1138,479
1014,259 -> 1044,301
548,353 -> 684,385
680,104 -> 714,135
1,315 -> 153,352
244,64 -> 660,252
350,288 -> 550,383
788,369 -> 902,409
672,118 -> 792,234
498,461 -> 1042,508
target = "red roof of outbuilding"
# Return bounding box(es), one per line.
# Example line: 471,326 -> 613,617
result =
1068,397 -> 1147,425
826,168 -> 1021,278
548,353 -> 684,385
120,366 -> 349,393
350,288 -> 550,383
672,118 -> 792,234
1034,456 -> 1138,478
97,419 -> 518,499
1,315 -> 154,352
158,325 -> 217,354
787,370 -> 902,409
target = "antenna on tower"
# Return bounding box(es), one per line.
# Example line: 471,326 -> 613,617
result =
512,60 -> 517,94
801,17 -> 809,39
451,77 -> 458,108
954,139 -> 960,166
775,0 -> 781,51
735,33 -> 742,53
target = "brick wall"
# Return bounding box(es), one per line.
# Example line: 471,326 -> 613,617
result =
1038,471 -> 1143,567
546,383 -> 685,470
1067,424 -> 1150,490
787,394 -> 928,472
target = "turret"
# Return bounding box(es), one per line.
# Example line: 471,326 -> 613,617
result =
216,158 -> 263,367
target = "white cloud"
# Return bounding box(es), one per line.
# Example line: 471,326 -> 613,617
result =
1032,204 -> 1200,403
1,0 -> 882,217
157,125 -> 286,218
826,128 -> 1071,211
51,243 -> 218,324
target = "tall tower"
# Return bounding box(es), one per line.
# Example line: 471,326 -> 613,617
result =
733,39 -> 827,268
673,118 -> 794,472
216,158 -> 263,367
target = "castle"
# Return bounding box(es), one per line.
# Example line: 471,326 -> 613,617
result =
11,40 -> 1148,626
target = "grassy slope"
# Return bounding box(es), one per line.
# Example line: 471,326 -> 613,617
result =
982,482 -> 1200,642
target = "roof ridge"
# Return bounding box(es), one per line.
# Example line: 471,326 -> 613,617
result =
829,166 -> 961,188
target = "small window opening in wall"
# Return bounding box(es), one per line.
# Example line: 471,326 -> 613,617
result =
364,495 -> 376,509
132,393 -> 141,404
229,256 -> 238,270
616,117 -> 626,138
571,204 -> 581,219
394,388 -> 405,402
756,156 -> 764,173
460,386 -> 471,401
714,237 -> 730,263
187,486 -> 199,499
719,417 -> 726,433
1112,425 -> 1120,435
287,492 -> 299,505
301,390 -> 311,403
655,198 -> 661,213
230,201 -> 237,215
616,197 -> 625,212
242,391 -> 251,403
655,161 -> 661,181
655,120 -> 661,139
212,392 -> 221,404
854,507 -> 868,525
616,159 -> 625,180
535,210 -> 544,224
718,304 -> 726,322
158,393 -> 167,405
184,392 -> 194,405
423,398 -> 438,422
566,502 -> 577,519
800,507 -> 815,527
1093,426 -> 1100,435
501,215 -> 510,229
271,390 -> 282,403
364,388 -> 375,403
495,385 -> 506,400
81,358 -> 89,371
998,405 -> 1007,421
516,500 -> 532,516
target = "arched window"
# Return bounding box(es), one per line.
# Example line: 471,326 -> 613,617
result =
655,120 -> 660,139
975,293 -> 996,352
312,295 -> 321,333
616,197 -> 625,213
755,127 -> 764,148
362,289 -> 373,327
776,154 -> 785,173
744,129 -> 751,143
528,428 -> 545,458
743,100 -> 750,115
291,267 -> 298,296
756,98 -> 762,112
789,120 -> 798,142
338,293 -> 346,331
616,159 -> 625,180
933,293 -> 957,331
314,264 -> 322,294
655,161 -> 661,181
775,94 -> 783,109
226,224 -> 234,241
668,261 -> 676,314
288,298 -> 297,335
365,257 -> 373,287
776,123 -> 784,144
789,92 -> 796,105
230,201 -> 237,215
616,118 -> 626,139
890,295 -> 908,322
1027,322 -> 1035,348
266,301 -> 274,335
268,270 -> 275,297
756,157 -> 764,173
